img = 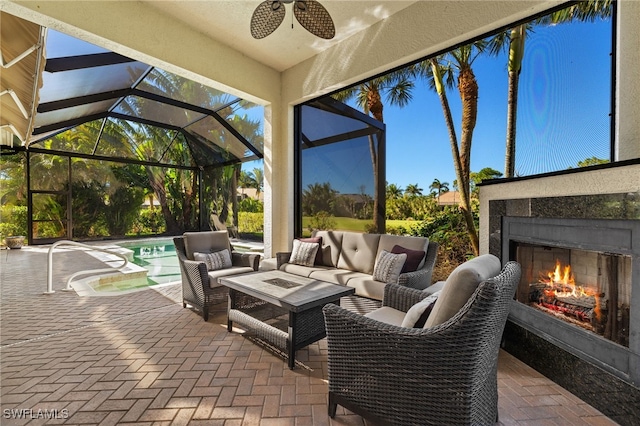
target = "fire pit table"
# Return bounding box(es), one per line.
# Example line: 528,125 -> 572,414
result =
220,270 -> 355,369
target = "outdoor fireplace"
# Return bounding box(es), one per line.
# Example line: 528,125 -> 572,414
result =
502,216 -> 639,374
481,165 -> 640,424
514,243 -> 631,347
498,214 -> 640,424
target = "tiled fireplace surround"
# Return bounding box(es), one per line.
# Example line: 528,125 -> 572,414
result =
479,160 -> 640,425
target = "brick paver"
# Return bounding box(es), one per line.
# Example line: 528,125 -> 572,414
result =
1,245 -> 617,425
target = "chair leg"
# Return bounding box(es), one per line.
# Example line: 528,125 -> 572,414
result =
203,306 -> 209,322
183,302 -> 187,308
328,393 -> 337,418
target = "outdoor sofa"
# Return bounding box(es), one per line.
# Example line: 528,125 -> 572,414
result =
275,230 -> 438,301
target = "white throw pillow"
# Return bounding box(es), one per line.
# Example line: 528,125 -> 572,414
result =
289,239 -> 319,267
401,291 -> 441,328
373,250 -> 407,283
194,249 -> 232,271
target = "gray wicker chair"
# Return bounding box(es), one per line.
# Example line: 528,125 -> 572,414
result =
174,232 -> 260,321
322,261 -> 521,426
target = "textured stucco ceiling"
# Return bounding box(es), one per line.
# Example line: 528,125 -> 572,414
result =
141,1 -> 417,72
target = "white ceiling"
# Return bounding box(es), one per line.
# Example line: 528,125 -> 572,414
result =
142,1 -> 417,72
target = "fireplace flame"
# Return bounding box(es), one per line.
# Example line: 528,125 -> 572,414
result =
539,260 -> 601,321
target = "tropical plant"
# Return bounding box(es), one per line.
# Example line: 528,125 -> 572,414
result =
333,69 -> 415,232
302,182 -> 338,216
577,157 -> 609,167
386,183 -> 404,199
469,167 -> 503,195
404,183 -> 423,198
415,40 -> 488,255
409,205 -> 478,281
429,178 -> 450,197
308,211 -> 336,231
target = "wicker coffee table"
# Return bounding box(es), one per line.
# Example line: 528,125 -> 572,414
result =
220,270 -> 355,369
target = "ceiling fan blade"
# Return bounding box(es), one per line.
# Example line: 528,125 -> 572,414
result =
293,0 -> 335,39
251,1 -> 286,39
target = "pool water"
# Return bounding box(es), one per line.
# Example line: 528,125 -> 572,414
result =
117,239 -> 182,286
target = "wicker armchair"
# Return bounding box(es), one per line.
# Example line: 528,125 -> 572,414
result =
174,231 -> 260,321
322,261 -> 521,426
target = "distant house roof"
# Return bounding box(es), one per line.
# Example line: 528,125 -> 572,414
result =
436,191 -> 461,206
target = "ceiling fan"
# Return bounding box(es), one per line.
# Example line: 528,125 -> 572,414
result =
250,0 -> 335,40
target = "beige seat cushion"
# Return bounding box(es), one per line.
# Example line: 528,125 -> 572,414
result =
279,263 -> 329,277
208,266 -> 256,288
308,269 -> 369,286
364,306 -> 406,327
343,275 -> 386,301
424,254 -> 501,328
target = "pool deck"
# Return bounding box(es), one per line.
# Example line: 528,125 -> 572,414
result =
0,244 -> 618,425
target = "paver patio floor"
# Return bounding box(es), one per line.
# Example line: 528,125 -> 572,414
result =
0,246 -> 617,425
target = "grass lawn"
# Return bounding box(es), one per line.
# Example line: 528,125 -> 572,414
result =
301,217 -> 420,235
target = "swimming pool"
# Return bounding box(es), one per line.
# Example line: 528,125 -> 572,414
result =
116,238 -> 181,286
84,237 -> 263,294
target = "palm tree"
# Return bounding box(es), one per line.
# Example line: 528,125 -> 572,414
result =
489,0 -> 613,178
404,183 -> 423,197
429,178 -> 450,197
415,40 -> 488,255
333,70 -> 415,232
386,183 -> 403,199
251,167 -> 264,196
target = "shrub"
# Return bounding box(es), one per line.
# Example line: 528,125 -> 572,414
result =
0,205 -> 28,240
239,198 -> 263,213
238,212 -> 263,233
135,209 -> 166,235
408,207 -> 476,282
309,211 -> 336,231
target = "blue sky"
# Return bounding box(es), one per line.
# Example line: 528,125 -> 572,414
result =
250,16 -> 612,195
375,17 -> 612,192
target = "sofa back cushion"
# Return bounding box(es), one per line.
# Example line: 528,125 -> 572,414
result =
313,231 -> 344,267
424,254 -> 501,328
336,232 -> 381,275
378,235 -> 429,271
183,231 -> 231,260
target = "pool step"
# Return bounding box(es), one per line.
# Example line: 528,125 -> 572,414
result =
85,245 -> 148,280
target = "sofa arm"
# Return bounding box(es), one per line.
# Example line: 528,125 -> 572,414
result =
276,251 -> 292,269
232,251 -> 260,270
397,267 -> 433,290
397,241 -> 438,289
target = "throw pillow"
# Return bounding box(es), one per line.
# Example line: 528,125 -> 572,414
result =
298,236 -> 323,265
391,244 -> 426,273
401,291 -> 441,328
373,250 -> 407,283
289,239 -> 319,267
194,249 -> 232,271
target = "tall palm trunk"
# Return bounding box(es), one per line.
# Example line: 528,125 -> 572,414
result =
431,59 -> 480,256
505,25 -> 525,178
147,169 -> 181,234
367,89 -> 383,233
456,64 -> 480,255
